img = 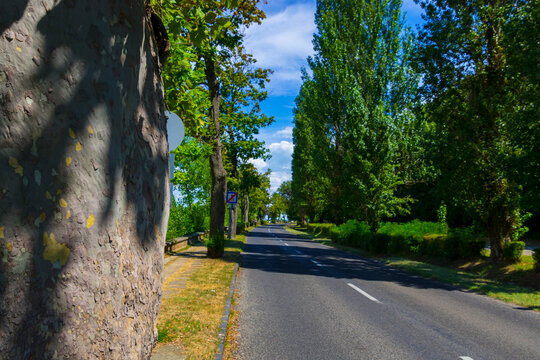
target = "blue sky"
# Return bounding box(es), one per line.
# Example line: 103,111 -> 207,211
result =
243,0 -> 424,192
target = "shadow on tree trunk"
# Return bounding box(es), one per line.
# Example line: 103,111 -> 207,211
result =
0,1 -> 169,358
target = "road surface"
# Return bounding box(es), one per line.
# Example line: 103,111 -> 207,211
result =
236,224 -> 540,360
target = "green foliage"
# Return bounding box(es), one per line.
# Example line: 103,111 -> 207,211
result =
437,202 -> 448,234
307,218 -> 487,261
330,220 -> 373,250
167,202 -> 209,240
534,249 -> 540,273
379,220 -> 447,238
306,223 -> 336,238
268,192 -> 287,223
236,221 -> 246,234
512,211 -> 532,241
291,0 -> 420,229
503,241 -> 525,263
173,138 -> 212,207
443,228 -> 485,260
414,0 -> 538,260
205,233 -> 225,255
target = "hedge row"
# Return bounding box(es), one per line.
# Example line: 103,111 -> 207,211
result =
308,220 -> 485,260
306,223 -> 336,238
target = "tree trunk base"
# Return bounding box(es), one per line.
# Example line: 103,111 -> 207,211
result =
207,246 -> 224,258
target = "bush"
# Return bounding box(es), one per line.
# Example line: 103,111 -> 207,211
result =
167,203 -> 210,240
379,220 -> 447,238
420,234 -> 446,257
370,233 -> 390,254
503,241 -> 525,263
443,228 -> 484,260
237,222 -> 246,234
306,223 -> 336,238
533,248 -> 540,272
331,220 -> 373,249
190,204 -> 209,233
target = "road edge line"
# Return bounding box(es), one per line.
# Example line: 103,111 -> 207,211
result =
215,261 -> 239,360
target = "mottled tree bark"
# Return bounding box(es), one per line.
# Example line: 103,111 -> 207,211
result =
230,205 -> 238,239
205,56 -> 227,258
0,1 -> 169,359
243,193 -> 249,224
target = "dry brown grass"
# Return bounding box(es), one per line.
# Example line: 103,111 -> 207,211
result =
223,272 -> 242,360
156,237 -> 244,359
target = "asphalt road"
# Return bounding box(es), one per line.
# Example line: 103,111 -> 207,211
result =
235,224 -> 540,360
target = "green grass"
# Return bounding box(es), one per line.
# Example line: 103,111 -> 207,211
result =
384,258 -> 540,310
286,225 -> 540,311
379,220 -> 447,237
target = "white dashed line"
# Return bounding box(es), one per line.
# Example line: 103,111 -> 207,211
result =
347,283 -> 381,303
459,357 -> 474,360
311,260 -> 323,267
284,243 -> 290,246
295,250 -> 302,255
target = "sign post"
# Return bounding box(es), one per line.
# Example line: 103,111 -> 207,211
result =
166,111 -> 184,208
226,191 -> 238,240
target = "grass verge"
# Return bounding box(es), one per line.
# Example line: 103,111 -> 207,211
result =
286,225 -> 540,311
156,235 -> 245,359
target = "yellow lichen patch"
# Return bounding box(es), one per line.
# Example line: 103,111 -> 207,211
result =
66,157 -> 72,167
87,125 -> 94,134
40,212 -> 46,223
57,189 -> 63,195
59,198 -> 68,208
6,242 -> 12,252
46,191 -> 53,200
43,232 -> 70,266
9,157 -> 19,168
66,210 -> 71,219
16,46 -> 22,52
0,226 -> 4,239
76,142 -> 82,151
69,128 -> 76,139
15,166 -> 23,176
154,225 -> 161,243
86,215 -> 95,229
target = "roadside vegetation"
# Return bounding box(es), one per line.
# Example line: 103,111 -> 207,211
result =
287,224 -> 540,310
289,0 -> 539,265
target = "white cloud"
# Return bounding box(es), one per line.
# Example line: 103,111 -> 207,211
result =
269,140 -> 294,155
269,171 -> 292,193
244,3 -> 316,95
247,158 -> 268,171
276,126 -> 293,139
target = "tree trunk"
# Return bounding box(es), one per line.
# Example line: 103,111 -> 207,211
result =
243,194 -> 250,224
0,1 -> 169,358
487,206 -> 513,262
205,57 -> 227,258
230,205 -> 238,239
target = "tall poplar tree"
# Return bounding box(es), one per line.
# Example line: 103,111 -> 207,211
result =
292,0 -> 418,230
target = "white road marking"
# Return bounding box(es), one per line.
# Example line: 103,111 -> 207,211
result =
295,250 -> 302,255
284,243 -> 290,246
311,259 -> 323,267
347,283 -> 381,303
459,357 -> 474,360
